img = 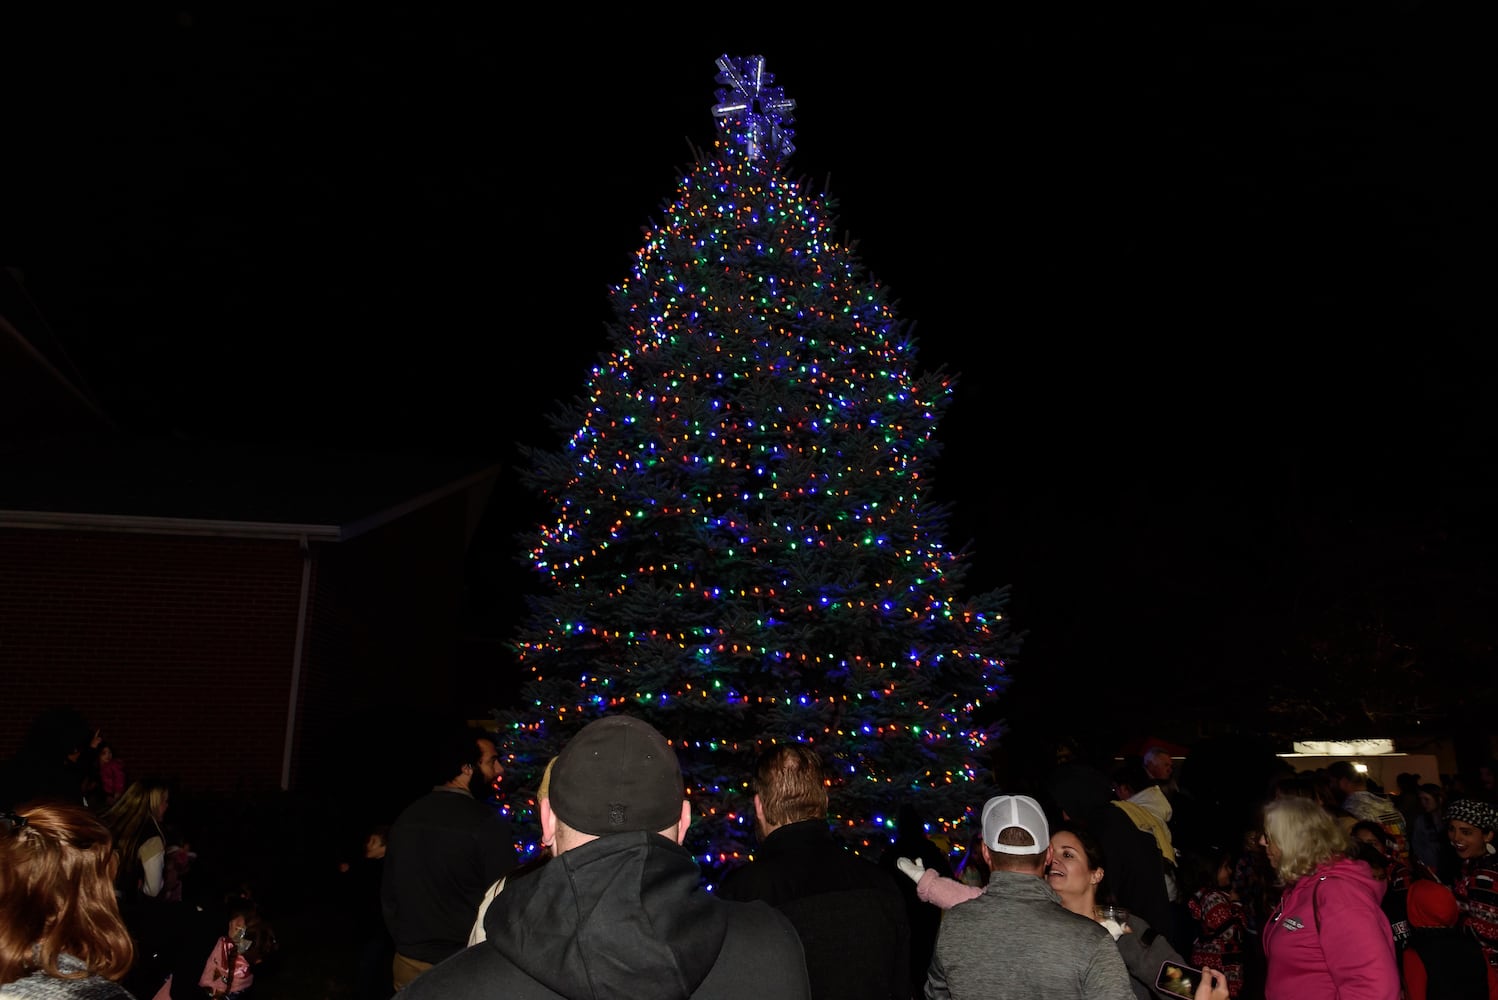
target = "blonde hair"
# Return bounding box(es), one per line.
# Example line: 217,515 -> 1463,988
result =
0,803 -> 134,984
1263,795 -> 1354,883
99,777 -> 169,894
753,744 -> 828,828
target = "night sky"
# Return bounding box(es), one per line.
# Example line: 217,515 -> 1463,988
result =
4,9 -> 1492,747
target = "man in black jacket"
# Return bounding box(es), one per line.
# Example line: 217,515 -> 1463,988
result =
717,744 -> 911,1000
381,727 -> 517,991
401,714 -> 811,1000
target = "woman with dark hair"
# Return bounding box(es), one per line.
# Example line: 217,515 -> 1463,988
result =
1046,823 -> 1225,1000
1259,795 -> 1398,999
0,803 -> 137,998
1446,798 -> 1498,971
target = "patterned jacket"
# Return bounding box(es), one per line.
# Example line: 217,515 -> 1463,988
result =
1453,851 -> 1498,969
0,954 -> 135,999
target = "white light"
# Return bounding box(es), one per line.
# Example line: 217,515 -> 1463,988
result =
1291,739 -> 1395,757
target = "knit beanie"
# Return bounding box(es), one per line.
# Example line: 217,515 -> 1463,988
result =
1445,798 -> 1498,834
1406,879 -> 1461,929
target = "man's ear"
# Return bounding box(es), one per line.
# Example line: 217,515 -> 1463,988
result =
672,799 -> 692,845
540,797 -> 557,849
753,793 -> 765,824
980,842 -> 993,867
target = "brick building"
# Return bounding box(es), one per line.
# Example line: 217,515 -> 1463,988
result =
1,267 -> 505,797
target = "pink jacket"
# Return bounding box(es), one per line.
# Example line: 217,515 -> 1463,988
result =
1261,857 -> 1398,1000
916,869 -> 982,909
99,758 -> 126,797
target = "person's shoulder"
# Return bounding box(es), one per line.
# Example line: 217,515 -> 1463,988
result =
706,900 -> 811,998
404,943 -> 543,1000
719,894 -> 802,945
1019,895 -> 1114,942
715,860 -> 759,898
1465,849 -> 1498,870
824,841 -> 902,880
391,789 -> 439,822
1323,854 -> 1374,877
0,971 -> 135,999
1052,901 -> 1112,934
1314,858 -> 1390,903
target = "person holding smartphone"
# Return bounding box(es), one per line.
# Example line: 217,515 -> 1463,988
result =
1045,823 -> 1229,1000
1157,960 -> 1201,997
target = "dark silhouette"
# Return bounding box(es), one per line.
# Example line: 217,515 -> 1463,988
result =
0,707 -> 95,811
879,803 -> 954,998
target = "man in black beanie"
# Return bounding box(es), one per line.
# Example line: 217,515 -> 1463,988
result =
402,714 -> 812,1000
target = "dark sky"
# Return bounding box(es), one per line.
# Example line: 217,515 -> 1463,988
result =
4,9 -> 1493,740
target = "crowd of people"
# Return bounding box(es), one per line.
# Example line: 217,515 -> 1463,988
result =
0,711 -> 280,1000
3,705 -> 1497,1000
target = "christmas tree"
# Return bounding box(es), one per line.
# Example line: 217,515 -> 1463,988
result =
495,55 -> 1018,883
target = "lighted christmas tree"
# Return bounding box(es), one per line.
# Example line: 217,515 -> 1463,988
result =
495,55 -> 1018,882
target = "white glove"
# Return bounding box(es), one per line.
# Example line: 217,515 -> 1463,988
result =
896,857 -> 925,884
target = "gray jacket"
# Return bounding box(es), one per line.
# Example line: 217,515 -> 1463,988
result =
1115,914 -> 1191,999
924,870 -> 1134,1000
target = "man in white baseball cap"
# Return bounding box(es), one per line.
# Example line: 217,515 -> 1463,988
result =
924,794 -> 1134,1000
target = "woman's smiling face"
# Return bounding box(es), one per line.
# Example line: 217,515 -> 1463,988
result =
1046,830 -> 1100,899
1449,818 -> 1494,861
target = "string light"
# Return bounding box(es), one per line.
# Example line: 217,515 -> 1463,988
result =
498,54 -> 1015,879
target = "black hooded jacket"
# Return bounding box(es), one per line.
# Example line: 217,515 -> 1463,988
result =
401,831 -> 811,1000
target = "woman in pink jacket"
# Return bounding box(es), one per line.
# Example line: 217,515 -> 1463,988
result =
1259,795 -> 1399,1000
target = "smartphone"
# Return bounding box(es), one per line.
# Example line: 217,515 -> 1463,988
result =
1156,960 -> 1203,998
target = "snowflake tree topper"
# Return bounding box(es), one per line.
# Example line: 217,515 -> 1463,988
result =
711,54 -> 796,164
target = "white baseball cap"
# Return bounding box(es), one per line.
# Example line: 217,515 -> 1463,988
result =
982,794 -> 1050,855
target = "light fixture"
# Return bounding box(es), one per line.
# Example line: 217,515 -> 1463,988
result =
1291,739 -> 1394,757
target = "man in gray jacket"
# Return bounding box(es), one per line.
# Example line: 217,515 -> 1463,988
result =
924,794 -> 1134,1000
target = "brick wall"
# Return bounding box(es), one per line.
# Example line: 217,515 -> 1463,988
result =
0,484 -> 489,814
0,529 -> 305,795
